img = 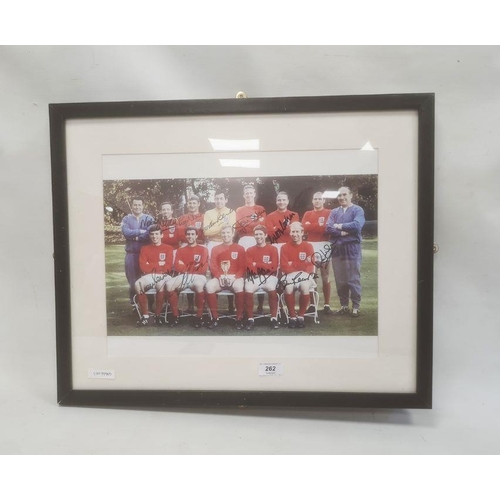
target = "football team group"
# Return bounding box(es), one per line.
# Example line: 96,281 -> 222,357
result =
120,184 -> 365,331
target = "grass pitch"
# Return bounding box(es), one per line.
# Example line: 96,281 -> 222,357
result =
105,239 -> 378,337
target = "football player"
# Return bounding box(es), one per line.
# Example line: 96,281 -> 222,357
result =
280,221 -> 317,328
177,195 -> 205,246
205,225 -> 246,330
235,184 -> 266,249
134,225 -> 174,326
302,191 -> 333,314
266,191 -> 299,252
244,225 -> 279,331
158,201 -> 180,248
165,226 -> 209,328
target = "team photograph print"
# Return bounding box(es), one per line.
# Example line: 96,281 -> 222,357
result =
103,174 -> 378,337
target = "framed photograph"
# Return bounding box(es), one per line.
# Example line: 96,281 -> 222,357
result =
50,93 -> 434,409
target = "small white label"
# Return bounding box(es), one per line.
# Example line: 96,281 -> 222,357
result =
259,363 -> 283,376
88,369 -> 115,380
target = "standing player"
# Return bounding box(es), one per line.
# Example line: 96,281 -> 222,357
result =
166,226 -> 209,328
236,184 -> 267,315
203,191 -> 237,254
203,191 -> 237,314
205,226 -> 246,330
121,197 -> 155,303
176,194 -> 205,314
302,191 -> 333,314
325,187 -> 366,318
158,201 -> 180,248
134,225 -> 174,326
280,222 -> 316,328
235,184 -> 267,248
244,225 -> 279,331
266,191 -> 299,252
177,195 -> 204,246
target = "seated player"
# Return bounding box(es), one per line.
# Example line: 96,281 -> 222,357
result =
280,222 -> 317,328
205,225 -> 246,330
165,226 -> 209,328
134,225 -> 174,327
244,225 -> 279,331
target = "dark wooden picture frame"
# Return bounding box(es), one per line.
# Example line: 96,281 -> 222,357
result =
50,93 -> 434,409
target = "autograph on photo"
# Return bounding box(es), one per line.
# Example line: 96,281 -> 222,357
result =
268,214 -> 295,244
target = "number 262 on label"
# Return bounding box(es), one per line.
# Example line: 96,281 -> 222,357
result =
259,363 -> 283,376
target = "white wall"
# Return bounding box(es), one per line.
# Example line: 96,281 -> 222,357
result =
1,46 -> 499,454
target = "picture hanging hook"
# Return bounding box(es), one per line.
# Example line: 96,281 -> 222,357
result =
236,91 -> 248,99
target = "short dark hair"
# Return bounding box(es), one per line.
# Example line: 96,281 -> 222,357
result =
148,224 -> 162,233
184,225 -> 198,235
131,196 -> 144,204
161,201 -> 173,208
215,191 -> 227,199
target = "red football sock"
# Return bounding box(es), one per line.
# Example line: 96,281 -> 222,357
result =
268,290 -> 278,318
298,293 -> 310,317
206,293 -> 218,319
285,293 -> 296,317
245,292 -> 255,319
155,290 -> 165,316
168,290 -> 179,316
195,291 -> 205,317
323,281 -> 331,305
137,294 -> 148,316
235,292 -> 245,320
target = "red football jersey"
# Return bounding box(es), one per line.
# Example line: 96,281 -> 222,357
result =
139,243 -> 174,275
177,212 -> 205,244
302,208 -> 331,242
280,241 -> 315,274
266,209 -> 299,244
174,244 -> 209,275
235,204 -> 266,238
246,244 -> 279,276
210,243 -> 246,279
159,218 -> 181,248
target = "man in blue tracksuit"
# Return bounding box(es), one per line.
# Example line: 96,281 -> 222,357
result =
325,187 -> 366,318
121,197 -> 155,302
